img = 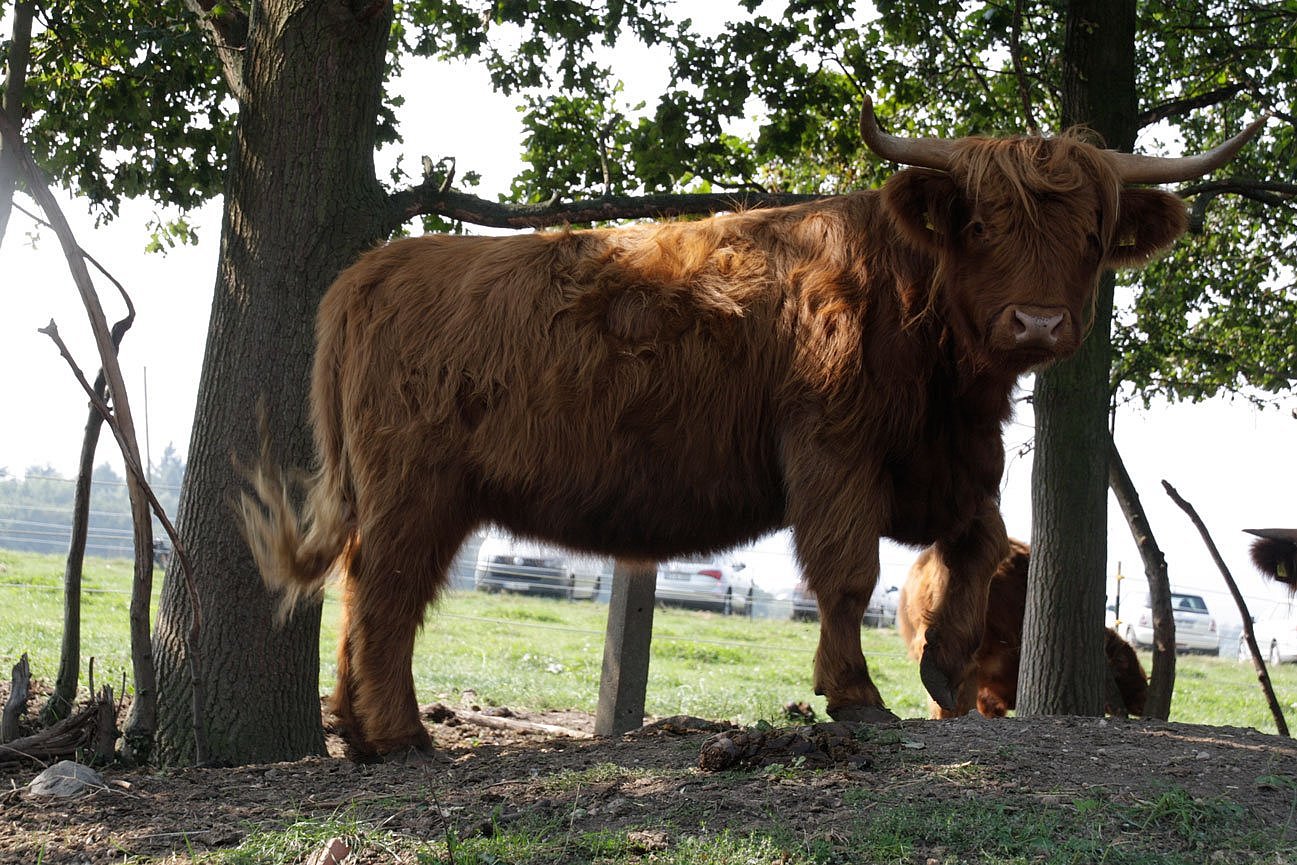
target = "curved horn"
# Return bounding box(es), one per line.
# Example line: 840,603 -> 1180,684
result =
859,95 -> 958,170
1111,114 -> 1270,184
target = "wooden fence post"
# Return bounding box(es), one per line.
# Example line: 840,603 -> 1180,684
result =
594,559 -> 657,736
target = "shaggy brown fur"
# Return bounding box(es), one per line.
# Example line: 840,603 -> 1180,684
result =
241,132 -> 1187,756
898,540 -> 1148,718
1249,530 -> 1297,590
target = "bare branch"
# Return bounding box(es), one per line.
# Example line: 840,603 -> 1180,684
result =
39,319 -> 209,764
387,183 -> 827,232
1162,480 -> 1289,738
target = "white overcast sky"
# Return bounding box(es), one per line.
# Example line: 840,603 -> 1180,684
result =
1,25 -> 1293,626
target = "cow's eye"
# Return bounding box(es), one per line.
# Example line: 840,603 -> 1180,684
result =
968,220 -> 987,239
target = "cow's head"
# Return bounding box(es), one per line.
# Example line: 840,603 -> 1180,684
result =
863,98 -> 1266,375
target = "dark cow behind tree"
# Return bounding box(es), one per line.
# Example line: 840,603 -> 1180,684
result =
899,539 -> 1148,718
241,98 -> 1262,757
1248,528 -> 1297,588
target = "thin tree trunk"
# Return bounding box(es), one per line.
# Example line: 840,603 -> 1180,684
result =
1107,436 -> 1174,719
42,306 -> 136,725
0,0 -> 34,246
1019,0 -> 1137,716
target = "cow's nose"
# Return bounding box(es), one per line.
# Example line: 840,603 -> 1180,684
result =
1013,309 -> 1065,346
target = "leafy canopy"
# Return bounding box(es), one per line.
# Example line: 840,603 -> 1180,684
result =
3,0 -> 1293,402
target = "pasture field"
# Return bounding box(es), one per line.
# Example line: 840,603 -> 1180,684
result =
2,548 -> 1296,865
1,548 -> 1294,733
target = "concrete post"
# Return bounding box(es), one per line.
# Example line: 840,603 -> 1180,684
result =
594,559 -> 657,736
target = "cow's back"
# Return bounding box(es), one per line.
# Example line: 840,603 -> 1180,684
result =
314,219 -> 814,559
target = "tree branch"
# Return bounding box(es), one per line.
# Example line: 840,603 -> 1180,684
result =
387,183 -> 828,232
39,320 -> 209,764
1162,480 -> 1289,738
182,0 -> 250,102
1138,83 -> 1249,128
1179,178 -> 1297,233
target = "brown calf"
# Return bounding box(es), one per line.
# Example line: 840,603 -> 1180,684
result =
241,99 -> 1259,756
899,540 -> 1148,718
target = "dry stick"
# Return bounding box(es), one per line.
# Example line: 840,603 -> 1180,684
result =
0,108 -> 159,760
1162,480 -> 1290,738
38,321 -> 209,764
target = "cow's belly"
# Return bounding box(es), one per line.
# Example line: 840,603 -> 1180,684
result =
473,428 -> 788,560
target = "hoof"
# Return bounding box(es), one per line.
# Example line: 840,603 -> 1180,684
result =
826,704 -> 900,725
919,648 -> 958,713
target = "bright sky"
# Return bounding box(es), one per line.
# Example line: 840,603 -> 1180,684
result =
1,36 -> 1293,632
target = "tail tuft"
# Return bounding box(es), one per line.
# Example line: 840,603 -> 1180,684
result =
237,427 -> 353,621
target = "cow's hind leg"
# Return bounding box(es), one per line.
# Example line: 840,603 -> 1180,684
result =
336,498 -> 469,758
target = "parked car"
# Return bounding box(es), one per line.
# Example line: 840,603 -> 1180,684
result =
655,556 -> 753,614
782,580 -> 898,625
787,581 -> 819,620
865,583 -> 900,628
1239,602 -> 1297,664
1121,591 -> 1219,654
474,531 -> 602,600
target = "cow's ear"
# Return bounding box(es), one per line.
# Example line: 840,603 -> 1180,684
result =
1107,188 -> 1188,268
881,168 -> 962,254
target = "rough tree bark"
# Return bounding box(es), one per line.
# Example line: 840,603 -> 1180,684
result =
1018,0 -> 1138,716
151,0 -> 395,765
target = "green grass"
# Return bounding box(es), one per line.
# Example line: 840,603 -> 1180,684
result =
5,542 -> 1289,865
839,787 -> 1274,865
3,547 -> 1296,733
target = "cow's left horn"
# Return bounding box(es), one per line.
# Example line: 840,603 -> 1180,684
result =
1110,114 -> 1270,184
859,95 -> 958,170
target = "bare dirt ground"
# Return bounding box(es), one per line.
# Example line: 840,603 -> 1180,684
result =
2,698 -> 1296,864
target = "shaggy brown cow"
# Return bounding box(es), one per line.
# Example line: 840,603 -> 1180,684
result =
240,98 -> 1262,757
1247,528 -> 1297,588
898,540 -> 1148,718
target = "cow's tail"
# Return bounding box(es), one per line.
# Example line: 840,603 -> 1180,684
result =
238,402 -> 354,622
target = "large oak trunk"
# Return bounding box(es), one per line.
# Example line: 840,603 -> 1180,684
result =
1018,0 -> 1138,716
148,0 -> 393,765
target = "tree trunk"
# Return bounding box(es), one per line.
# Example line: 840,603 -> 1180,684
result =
0,0 -> 34,247
1018,0 -> 1137,716
151,0 -> 394,765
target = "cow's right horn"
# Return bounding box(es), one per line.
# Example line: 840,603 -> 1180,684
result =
859,96 -> 958,170
1109,114 -> 1270,184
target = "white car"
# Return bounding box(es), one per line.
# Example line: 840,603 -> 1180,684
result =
655,556 -> 753,615
474,530 -> 604,600
1121,591 -> 1219,654
1240,602 -> 1297,664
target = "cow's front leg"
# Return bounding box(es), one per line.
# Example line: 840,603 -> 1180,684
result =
919,504 -> 1010,713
